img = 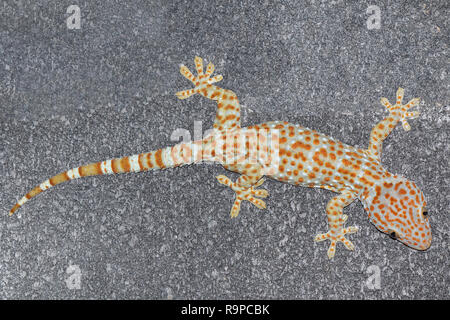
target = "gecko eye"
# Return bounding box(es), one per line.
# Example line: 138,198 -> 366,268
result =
388,230 -> 397,239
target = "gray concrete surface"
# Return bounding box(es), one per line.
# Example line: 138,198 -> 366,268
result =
0,0 -> 448,299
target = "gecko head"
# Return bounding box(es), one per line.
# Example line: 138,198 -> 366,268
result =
362,175 -> 431,250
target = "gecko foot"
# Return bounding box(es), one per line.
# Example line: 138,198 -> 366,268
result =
314,220 -> 359,259
380,87 -> 420,131
216,175 -> 269,218
176,56 -> 223,100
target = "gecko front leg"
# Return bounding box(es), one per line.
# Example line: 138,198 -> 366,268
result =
176,56 -> 241,130
314,191 -> 359,259
216,164 -> 268,218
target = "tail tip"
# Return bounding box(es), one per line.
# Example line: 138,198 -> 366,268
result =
9,204 -> 20,216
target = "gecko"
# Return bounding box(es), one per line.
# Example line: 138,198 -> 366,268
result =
9,56 -> 431,258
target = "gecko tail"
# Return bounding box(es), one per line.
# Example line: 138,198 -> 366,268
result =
9,140 -> 206,216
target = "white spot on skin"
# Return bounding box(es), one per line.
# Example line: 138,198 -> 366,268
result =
101,160 -> 113,175
128,154 -> 141,172
18,196 -> 28,206
162,147 -> 173,167
67,167 -> 81,179
39,179 -> 52,190
170,144 -> 181,165
193,143 -> 205,163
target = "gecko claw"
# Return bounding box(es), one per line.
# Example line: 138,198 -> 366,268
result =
380,88 -> 420,132
176,57 -> 223,100
314,226 -> 359,259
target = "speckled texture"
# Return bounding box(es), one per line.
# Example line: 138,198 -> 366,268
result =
0,0 -> 448,299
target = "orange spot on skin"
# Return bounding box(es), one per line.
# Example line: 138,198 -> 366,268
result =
111,159 -> 118,173
50,172 -> 67,185
95,162 -> 102,175
64,171 -> 70,181
138,154 -> 145,170
121,157 -> 131,172
155,149 -> 164,168
292,142 -> 302,149
325,162 -> 335,170
375,185 -> 382,195
342,159 -> 352,167
211,91 -> 220,99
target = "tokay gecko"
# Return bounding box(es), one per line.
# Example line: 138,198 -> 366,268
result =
10,57 -> 431,258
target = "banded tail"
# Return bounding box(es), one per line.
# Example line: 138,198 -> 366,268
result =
9,140 -> 207,216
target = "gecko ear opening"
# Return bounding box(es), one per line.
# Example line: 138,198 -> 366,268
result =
388,230 -> 397,239
387,228 -> 404,241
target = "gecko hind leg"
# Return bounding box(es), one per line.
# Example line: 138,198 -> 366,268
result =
216,175 -> 268,218
216,164 -> 268,218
